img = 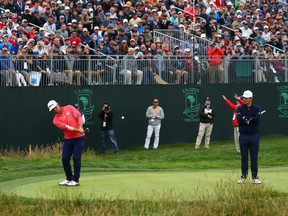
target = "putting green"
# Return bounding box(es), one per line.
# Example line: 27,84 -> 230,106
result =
0,168 -> 287,201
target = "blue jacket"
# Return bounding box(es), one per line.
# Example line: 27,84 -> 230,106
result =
236,104 -> 261,135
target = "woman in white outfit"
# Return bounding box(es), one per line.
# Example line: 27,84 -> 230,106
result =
144,98 -> 165,150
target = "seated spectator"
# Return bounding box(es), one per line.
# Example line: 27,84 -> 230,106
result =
120,47 -> 143,85
69,30 -> 81,46
173,49 -> 188,84
50,50 -> 69,85
119,40 -> 128,55
80,28 -> 90,45
0,35 -> 13,52
43,14 -> 56,33
15,47 -> 33,86
254,31 -> 266,46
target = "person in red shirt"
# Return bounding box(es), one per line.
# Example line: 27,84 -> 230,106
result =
222,94 -> 244,153
69,30 -> 81,46
47,100 -> 85,186
207,42 -> 224,83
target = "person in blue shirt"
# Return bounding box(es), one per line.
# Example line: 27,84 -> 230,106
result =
236,90 -> 262,184
0,35 -> 13,52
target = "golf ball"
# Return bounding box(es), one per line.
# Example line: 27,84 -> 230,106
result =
121,116 -> 125,119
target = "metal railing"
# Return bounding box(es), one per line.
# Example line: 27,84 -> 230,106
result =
0,54 -> 287,87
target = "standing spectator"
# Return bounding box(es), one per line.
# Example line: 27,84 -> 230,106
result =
195,97 -> 216,149
153,47 -> 166,82
47,100 -> 85,186
14,0 -> 25,16
222,94 -> 244,153
144,98 -> 165,150
98,102 -> 119,154
207,42 -> 224,83
0,47 -> 12,86
236,90 -> 262,184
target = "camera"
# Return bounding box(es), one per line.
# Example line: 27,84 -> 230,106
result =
104,106 -> 110,112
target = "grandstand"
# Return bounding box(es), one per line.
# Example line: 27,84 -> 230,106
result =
0,0 -> 287,86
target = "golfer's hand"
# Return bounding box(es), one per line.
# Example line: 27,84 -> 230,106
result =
234,94 -> 239,100
78,128 -> 85,134
222,95 -> 227,100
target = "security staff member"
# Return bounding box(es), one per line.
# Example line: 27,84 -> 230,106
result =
236,90 -> 262,184
195,97 -> 216,149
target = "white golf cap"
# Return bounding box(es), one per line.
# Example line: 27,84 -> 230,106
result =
47,100 -> 57,111
242,90 -> 253,98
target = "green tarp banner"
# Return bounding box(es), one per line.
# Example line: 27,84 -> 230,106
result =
1,84 -> 287,150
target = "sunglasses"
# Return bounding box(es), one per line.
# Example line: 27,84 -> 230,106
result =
153,101 -> 159,103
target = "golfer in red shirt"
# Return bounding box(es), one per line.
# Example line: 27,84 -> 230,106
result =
47,100 -> 85,186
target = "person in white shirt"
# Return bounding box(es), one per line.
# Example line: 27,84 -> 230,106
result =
240,21 -> 253,38
144,98 -> 165,150
262,25 -> 271,42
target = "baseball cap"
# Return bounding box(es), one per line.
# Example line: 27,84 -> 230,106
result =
242,90 -> 253,98
47,100 -> 57,111
17,38 -> 23,42
205,97 -> 211,101
74,103 -> 80,108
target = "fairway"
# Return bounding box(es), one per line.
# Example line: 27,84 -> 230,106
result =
1,168 -> 287,201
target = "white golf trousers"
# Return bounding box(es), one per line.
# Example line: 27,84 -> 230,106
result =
144,124 -> 161,149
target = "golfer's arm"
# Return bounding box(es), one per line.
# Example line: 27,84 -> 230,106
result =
54,119 -> 78,131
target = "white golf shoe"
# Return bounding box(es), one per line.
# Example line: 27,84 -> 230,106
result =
59,179 -> 71,186
67,180 -> 79,186
237,176 -> 247,184
252,178 -> 262,184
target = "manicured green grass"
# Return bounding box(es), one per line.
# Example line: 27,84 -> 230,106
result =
0,136 -> 288,215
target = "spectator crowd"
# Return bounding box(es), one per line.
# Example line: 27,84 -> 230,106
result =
0,0 -> 288,86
